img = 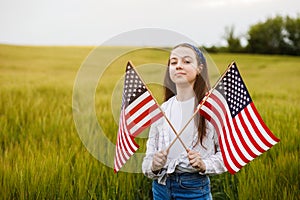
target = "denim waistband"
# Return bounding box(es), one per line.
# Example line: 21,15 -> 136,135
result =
167,172 -> 207,181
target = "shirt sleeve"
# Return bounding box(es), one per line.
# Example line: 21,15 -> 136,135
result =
201,123 -> 228,175
142,119 -> 162,179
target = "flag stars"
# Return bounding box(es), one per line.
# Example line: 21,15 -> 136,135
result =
216,65 -> 252,117
123,68 -> 147,106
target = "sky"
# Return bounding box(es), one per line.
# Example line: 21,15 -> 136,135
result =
0,0 -> 299,47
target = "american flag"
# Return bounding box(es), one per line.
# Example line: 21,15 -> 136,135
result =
199,62 -> 280,174
114,61 -> 163,173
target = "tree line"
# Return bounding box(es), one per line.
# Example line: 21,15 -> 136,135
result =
205,15 -> 300,56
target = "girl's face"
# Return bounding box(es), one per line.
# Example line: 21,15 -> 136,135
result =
169,46 -> 199,86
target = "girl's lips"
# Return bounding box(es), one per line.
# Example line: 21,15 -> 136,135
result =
175,72 -> 186,76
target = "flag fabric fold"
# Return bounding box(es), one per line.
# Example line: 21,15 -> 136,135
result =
114,61 -> 163,173
199,62 -> 280,174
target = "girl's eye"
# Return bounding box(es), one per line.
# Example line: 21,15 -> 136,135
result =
170,61 -> 177,65
184,60 -> 191,64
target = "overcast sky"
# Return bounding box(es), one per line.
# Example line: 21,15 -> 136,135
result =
0,0 -> 299,46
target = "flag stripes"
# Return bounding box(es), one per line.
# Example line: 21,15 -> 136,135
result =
114,108 -> 139,173
247,104 -> 279,145
200,89 -> 279,174
125,91 -> 163,137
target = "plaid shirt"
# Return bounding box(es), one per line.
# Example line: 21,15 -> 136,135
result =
142,96 -> 227,185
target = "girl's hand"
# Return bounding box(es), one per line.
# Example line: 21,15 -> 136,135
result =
188,150 -> 206,173
151,150 -> 167,173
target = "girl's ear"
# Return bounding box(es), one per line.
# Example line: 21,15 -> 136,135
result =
197,64 -> 203,74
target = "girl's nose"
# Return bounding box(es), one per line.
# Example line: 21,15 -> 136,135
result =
175,61 -> 183,70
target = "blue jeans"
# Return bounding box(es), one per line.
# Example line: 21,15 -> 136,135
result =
152,173 -> 212,200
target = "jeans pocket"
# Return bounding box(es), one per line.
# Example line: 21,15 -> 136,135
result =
179,176 -> 210,192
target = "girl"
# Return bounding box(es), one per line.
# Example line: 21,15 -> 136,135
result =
142,43 -> 227,199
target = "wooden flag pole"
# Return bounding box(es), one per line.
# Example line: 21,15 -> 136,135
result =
128,61 -> 189,152
166,62 -> 235,152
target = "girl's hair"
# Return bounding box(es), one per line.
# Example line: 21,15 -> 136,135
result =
163,43 -> 211,147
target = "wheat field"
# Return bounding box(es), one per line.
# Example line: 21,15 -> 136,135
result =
0,44 -> 299,199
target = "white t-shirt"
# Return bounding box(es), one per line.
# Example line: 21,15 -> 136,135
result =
168,97 -> 196,160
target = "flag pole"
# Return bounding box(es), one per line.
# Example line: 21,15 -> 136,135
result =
166,61 -> 235,152
128,61 -> 189,152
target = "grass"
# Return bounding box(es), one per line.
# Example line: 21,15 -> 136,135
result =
0,44 -> 299,199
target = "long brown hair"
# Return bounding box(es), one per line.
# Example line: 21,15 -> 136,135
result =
163,43 -> 211,147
